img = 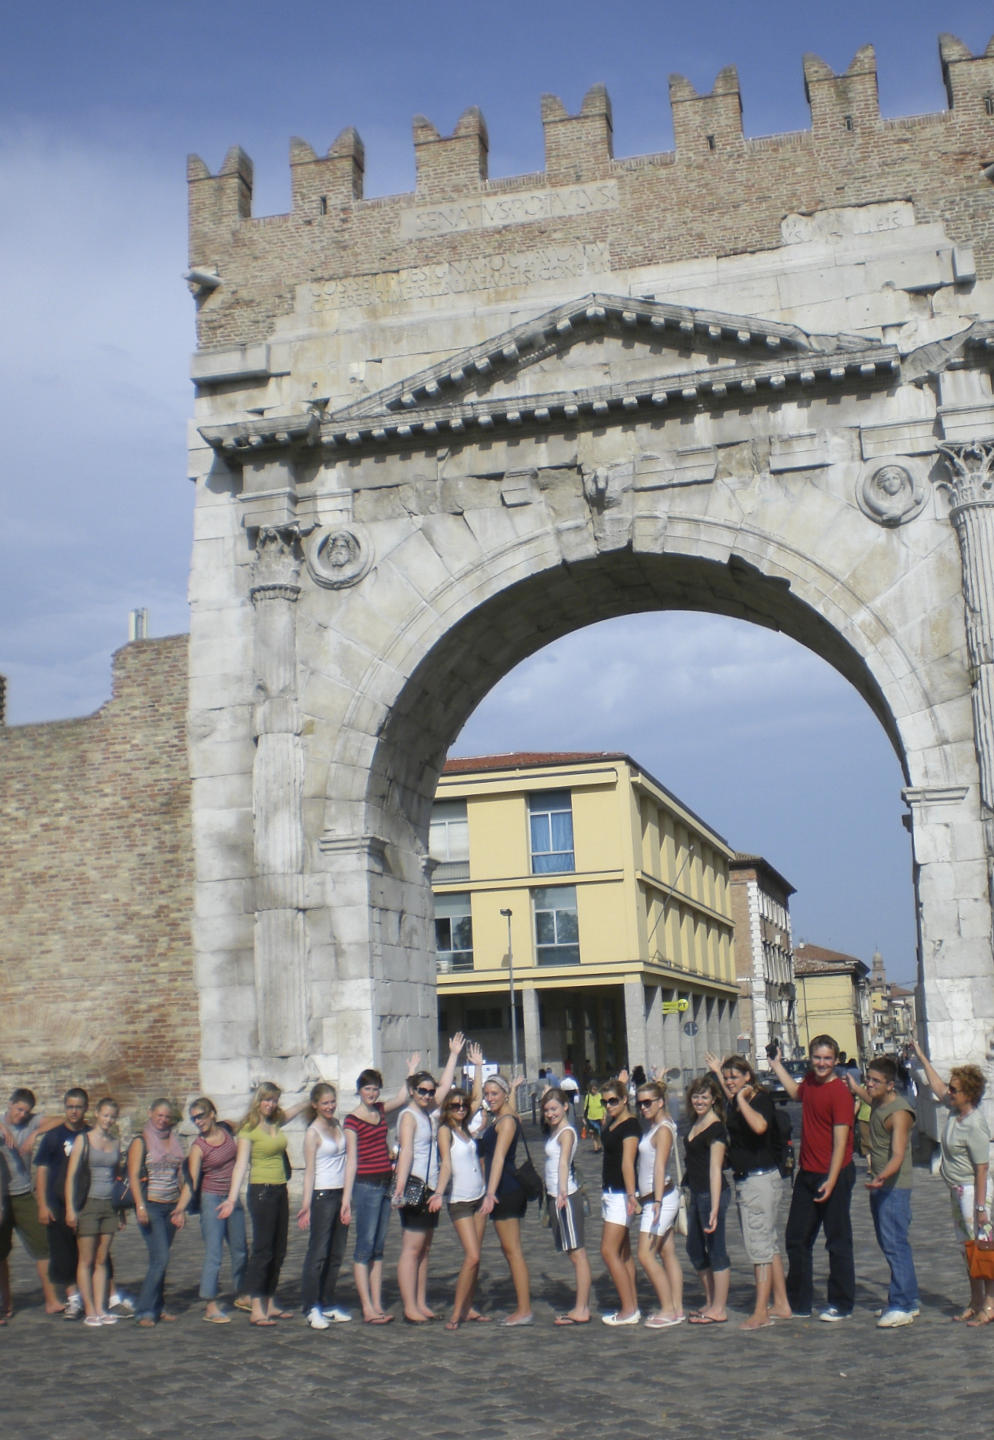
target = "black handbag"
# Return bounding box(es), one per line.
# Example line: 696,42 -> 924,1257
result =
401,1124 -> 435,1212
72,1135 -> 91,1212
512,1122 -> 544,1202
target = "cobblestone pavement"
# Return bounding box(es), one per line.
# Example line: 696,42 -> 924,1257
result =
4,1122 -> 992,1439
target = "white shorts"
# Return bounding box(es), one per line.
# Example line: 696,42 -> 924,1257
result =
601,1191 -> 630,1227
639,1185 -> 680,1237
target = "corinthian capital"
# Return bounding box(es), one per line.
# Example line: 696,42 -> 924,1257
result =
251,526 -> 302,602
937,441 -> 994,509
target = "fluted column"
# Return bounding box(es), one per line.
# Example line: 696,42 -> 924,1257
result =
938,441 -> 994,839
250,526 -> 308,1063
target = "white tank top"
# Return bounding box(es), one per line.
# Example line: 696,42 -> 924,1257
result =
312,1124 -> 346,1188
403,1104 -> 439,1188
447,1129 -> 485,1203
637,1119 -> 676,1196
543,1125 -> 578,1197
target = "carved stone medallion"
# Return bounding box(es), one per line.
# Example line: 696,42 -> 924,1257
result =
856,458 -> 928,527
304,526 -> 373,589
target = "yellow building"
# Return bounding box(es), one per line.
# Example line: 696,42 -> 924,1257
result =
793,942 -> 871,1064
431,752 -> 739,1079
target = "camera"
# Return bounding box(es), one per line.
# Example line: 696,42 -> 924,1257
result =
765,1038 -> 780,1060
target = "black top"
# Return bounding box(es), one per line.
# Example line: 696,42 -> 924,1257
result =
601,1116 -> 641,1192
476,1117 -> 522,1197
725,1090 -> 779,1177
684,1119 -> 728,1192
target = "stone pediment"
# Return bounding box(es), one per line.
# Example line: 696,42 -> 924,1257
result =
201,293 -> 899,458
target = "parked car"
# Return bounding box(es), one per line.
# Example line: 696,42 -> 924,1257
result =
758,1059 -> 808,1105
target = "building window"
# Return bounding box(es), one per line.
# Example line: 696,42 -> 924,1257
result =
533,885 -> 579,965
528,791 -> 575,873
434,892 -> 473,971
430,800 -> 469,881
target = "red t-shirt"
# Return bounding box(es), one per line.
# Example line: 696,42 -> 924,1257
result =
797,1074 -> 854,1173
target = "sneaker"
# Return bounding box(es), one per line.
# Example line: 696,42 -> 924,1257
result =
818,1307 -> 852,1323
109,1294 -> 135,1316
64,1295 -> 83,1321
306,1307 -> 330,1331
873,1306 -> 920,1318
322,1307 -> 352,1323
877,1308 -> 916,1328
602,1310 -> 642,1326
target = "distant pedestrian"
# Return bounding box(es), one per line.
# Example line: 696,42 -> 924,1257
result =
583,1082 -> 605,1152
912,1039 -> 993,1324
846,1056 -> 918,1327
684,1075 -> 730,1326
541,1088 -> 591,1326
770,1035 -> 855,1322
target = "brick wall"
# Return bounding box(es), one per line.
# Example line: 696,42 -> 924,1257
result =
0,636 -> 196,1116
187,39 -> 994,350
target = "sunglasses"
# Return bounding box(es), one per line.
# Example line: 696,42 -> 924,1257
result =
416,1087 -> 436,1098
603,1097 -> 623,1107
636,1098 -> 656,1108
448,1100 -> 469,1110
190,1112 -> 209,1122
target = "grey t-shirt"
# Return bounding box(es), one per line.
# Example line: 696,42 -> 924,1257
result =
0,1116 -> 42,1196
940,1106 -> 991,1188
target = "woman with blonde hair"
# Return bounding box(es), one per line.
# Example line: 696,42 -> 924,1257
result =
297,1082 -> 350,1329
128,1098 -> 186,1327
634,1079 -> 683,1328
172,1096 -> 246,1323
218,1082 -> 307,1327
65,1098 -> 124,1327
599,1077 -> 641,1325
477,1072 -> 532,1326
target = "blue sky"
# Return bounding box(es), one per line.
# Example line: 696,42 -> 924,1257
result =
3,1 -> 992,983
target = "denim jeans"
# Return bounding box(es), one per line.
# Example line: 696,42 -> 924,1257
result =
685,1186 -> 731,1272
135,1200 -> 176,1320
198,1191 -> 248,1301
869,1185 -> 918,1312
351,1179 -> 392,1265
300,1189 -> 348,1312
244,1184 -> 289,1299
785,1163 -> 855,1315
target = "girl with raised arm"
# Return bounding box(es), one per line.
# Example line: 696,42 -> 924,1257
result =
477,1073 -> 532,1326
912,1038 -> 993,1323
391,1034 -> 466,1324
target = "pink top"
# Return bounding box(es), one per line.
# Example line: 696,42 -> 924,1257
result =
194,1128 -> 238,1195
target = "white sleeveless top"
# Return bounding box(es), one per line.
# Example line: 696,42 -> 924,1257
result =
543,1125 -> 578,1197
637,1118 -> 676,1196
404,1104 -> 439,1188
447,1129 -> 485,1203
312,1124 -> 346,1189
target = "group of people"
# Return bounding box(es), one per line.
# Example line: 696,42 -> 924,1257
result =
1,1030 -> 990,1331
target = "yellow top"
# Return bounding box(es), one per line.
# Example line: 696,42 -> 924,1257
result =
240,1124 -> 288,1185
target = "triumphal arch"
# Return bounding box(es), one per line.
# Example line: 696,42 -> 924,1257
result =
185,37 -> 994,1105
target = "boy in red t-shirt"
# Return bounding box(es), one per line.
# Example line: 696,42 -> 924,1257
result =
770,1035 -> 855,1321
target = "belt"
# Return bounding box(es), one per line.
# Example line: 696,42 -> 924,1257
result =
733,1166 -> 779,1181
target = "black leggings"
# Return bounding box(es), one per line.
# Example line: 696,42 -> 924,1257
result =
244,1184 -> 289,1299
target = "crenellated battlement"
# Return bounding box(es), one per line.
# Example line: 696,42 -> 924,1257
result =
187,35 -> 994,351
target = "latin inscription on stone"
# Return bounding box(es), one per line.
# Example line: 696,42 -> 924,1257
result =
305,243 -> 611,312
400,181 -> 618,239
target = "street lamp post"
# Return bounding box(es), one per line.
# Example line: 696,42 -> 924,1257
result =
500,907 -> 519,1077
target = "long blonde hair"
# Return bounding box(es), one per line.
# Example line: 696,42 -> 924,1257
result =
241,1081 -> 285,1131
